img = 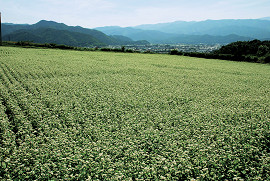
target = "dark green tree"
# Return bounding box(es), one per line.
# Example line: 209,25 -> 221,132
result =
257,45 -> 269,56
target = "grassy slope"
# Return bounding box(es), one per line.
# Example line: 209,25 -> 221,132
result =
0,47 -> 269,180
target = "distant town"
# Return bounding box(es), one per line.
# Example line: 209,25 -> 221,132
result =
106,44 -> 223,54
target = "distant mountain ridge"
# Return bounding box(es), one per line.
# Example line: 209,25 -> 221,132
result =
134,19 -> 270,39
95,18 -> 270,44
2,20 -> 150,46
95,26 -> 253,44
3,18 -> 270,45
260,17 -> 270,21
4,28 -> 105,47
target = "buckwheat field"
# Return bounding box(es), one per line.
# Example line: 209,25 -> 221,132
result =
0,47 -> 269,180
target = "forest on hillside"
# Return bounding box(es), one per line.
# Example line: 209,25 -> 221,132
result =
171,40 -> 270,64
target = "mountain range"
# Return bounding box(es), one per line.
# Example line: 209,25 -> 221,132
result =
134,19 -> 270,38
2,18 -> 270,46
95,18 -> 270,44
2,20 -> 149,47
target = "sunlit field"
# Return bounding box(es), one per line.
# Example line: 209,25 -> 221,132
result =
0,47 -> 269,180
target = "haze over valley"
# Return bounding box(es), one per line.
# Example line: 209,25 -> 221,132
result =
2,18 -> 270,46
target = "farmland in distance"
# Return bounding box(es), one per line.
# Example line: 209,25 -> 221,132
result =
0,47 -> 269,180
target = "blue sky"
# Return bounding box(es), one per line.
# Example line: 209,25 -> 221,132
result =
0,0 -> 269,28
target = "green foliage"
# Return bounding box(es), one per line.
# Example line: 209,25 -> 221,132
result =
0,47 -> 269,180
257,45 -> 269,56
170,49 -> 181,55
11,41 -> 73,50
121,46 -> 125,52
263,55 -> 270,64
180,40 -> 270,64
216,40 -> 270,56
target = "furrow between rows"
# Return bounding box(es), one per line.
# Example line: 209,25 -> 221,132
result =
0,63 -> 39,144
0,62 -> 73,138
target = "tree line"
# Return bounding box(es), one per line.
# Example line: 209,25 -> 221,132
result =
170,40 -> 270,64
2,41 -> 137,53
3,40 -> 270,64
